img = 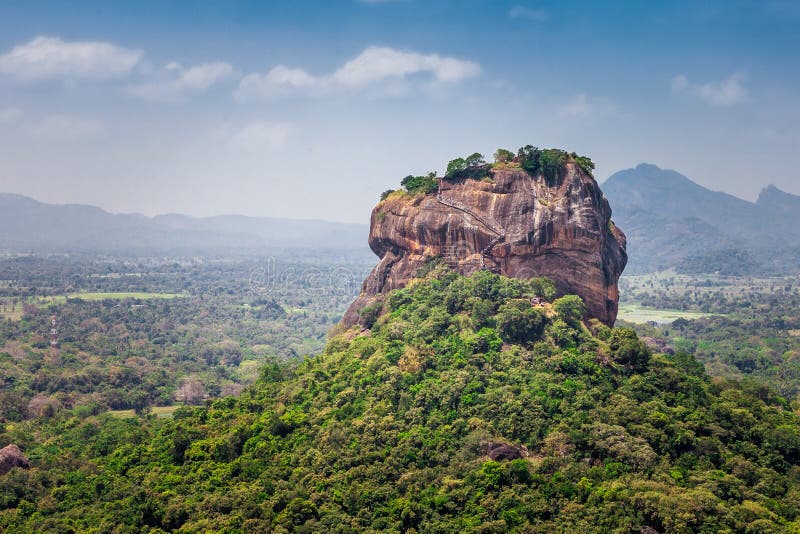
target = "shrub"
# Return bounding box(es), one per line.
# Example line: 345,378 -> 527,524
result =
359,301 -> 383,329
401,173 -> 438,195
574,154 -> 595,176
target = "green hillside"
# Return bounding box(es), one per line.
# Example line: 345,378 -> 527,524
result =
3,266 -> 800,532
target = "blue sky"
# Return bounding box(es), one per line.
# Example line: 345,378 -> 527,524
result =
0,0 -> 798,222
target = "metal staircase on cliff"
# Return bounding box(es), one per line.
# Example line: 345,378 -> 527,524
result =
437,179 -> 506,270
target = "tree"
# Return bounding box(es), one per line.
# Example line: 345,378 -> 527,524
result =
0,392 -> 28,422
553,295 -> 586,327
608,328 -> 651,373
445,158 -> 468,178
493,148 -> 515,164
27,394 -> 62,418
446,153 -> 486,180
496,299 -> 546,345
538,149 -> 568,183
517,145 -> 541,173
132,392 -> 151,416
528,278 -> 557,301
465,152 -> 486,168
175,377 -> 207,405
585,422 -> 657,469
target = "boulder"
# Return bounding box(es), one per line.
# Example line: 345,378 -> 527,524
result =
485,441 -> 529,461
0,444 -> 30,475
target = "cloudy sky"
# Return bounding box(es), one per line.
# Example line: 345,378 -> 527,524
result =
0,0 -> 798,222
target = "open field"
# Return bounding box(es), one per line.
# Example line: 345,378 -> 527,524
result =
618,270 -> 800,317
1,292 -> 186,320
617,302 -> 719,325
108,405 -> 182,419
65,291 -> 186,301
620,270 -> 800,300
0,299 -> 24,320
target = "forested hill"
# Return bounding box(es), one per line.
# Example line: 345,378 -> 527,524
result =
3,266 -> 800,532
603,164 -> 800,274
0,193 -> 368,254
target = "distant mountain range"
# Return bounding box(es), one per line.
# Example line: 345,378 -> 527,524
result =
0,193 -> 369,256
4,166 -> 799,276
603,164 -> 800,275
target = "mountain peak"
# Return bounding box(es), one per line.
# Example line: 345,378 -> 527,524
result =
604,163 -> 700,191
757,183 -> 800,211
758,183 -> 796,199
603,166 -> 800,275
634,162 -> 662,172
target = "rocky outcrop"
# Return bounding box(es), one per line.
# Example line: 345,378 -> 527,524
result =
343,161 -> 627,327
485,441 -> 530,461
0,444 -> 30,475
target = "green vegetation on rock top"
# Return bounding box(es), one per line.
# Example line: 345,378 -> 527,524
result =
385,145 -> 597,199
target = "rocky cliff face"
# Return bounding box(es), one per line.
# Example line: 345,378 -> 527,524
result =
342,161 -> 627,327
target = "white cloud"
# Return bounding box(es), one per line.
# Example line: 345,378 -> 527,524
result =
696,73 -> 748,106
226,121 -> 292,153
671,72 -> 748,107
0,36 -> 143,81
332,46 -> 480,87
22,114 -> 105,138
235,46 -> 480,100
508,5 -> 549,21
128,61 -> 235,101
235,65 -> 319,100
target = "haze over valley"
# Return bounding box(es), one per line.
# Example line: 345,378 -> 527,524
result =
2,1 -> 800,532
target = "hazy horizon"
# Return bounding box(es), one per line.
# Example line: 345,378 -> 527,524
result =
1,0 -> 798,223
1,161 -> 795,224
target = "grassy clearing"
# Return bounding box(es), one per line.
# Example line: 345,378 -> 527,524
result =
108,405 -> 182,419
0,303 -> 23,321
0,292 -> 186,321
66,292 -> 186,301
617,303 -> 718,325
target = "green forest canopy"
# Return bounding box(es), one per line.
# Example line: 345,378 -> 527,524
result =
3,267 -> 800,532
